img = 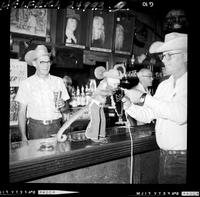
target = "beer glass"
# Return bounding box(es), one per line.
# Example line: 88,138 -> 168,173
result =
53,90 -> 62,112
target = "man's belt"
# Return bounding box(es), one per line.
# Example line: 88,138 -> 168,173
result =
29,118 -> 61,125
161,149 -> 187,155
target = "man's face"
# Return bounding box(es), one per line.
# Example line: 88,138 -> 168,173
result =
161,50 -> 186,76
34,55 -> 51,77
67,18 -> 77,31
140,71 -> 153,88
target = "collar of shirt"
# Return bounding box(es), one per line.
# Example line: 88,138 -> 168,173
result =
34,73 -> 51,82
169,72 -> 187,86
168,72 -> 187,89
168,72 -> 187,95
175,72 -> 187,88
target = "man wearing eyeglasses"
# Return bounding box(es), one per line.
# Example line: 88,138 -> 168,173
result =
135,68 -> 154,95
127,68 -> 154,125
122,32 -> 187,184
15,45 -> 70,142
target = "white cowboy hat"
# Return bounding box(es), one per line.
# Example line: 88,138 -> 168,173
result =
149,41 -> 163,54
149,32 -> 187,53
24,45 -> 51,66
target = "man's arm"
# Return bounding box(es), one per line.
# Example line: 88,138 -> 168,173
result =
18,102 -> 28,141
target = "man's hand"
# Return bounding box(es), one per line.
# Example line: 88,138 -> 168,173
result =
56,99 -> 65,110
122,96 -> 132,110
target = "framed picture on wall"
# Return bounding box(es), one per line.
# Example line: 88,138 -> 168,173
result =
10,9 -> 48,38
114,12 -> 135,55
89,11 -> 114,53
63,9 -> 89,49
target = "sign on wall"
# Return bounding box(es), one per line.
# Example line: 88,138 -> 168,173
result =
10,59 -> 27,87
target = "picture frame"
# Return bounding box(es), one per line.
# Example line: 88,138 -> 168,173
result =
60,9 -> 89,49
114,12 -> 135,55
10,9 -> 48,38
89,11 -> 114,53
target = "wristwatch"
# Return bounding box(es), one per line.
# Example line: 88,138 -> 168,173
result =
139,93 -> 147,105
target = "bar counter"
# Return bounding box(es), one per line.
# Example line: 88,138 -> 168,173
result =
9,124 -> 159,183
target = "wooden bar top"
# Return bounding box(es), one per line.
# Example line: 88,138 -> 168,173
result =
9,124 -> 158,183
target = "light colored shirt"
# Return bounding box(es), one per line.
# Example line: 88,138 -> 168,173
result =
15,74 -> 70,120
126,72 -> 187,150
133,82 -> 151,95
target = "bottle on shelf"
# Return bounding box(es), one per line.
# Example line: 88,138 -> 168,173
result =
76,86 -> 81,106
80,85 -> 86,106
70,86 -> 78,108
85,84 -> 91,105
89,79 -> 97,96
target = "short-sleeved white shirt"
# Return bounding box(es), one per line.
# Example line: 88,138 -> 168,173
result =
15,74 -> 70,120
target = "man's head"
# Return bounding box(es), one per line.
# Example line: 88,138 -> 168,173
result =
63,75 -> 72,87
63,75 -> 72,93
25,45 -> 51,77
66,18 -> 78,31
137,68 -> 153,89
149,32 -> 187,77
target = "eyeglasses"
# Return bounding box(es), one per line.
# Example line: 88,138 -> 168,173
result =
39,61 -> 51,65
159,52 -> 182,61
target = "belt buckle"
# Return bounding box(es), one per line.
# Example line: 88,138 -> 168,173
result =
169,150 -> 186,155
43,120 -> 50,125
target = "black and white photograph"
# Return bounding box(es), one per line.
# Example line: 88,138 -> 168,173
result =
3,0 -> 197,195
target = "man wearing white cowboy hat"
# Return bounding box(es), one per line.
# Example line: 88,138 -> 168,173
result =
122,32 -> 187,184
15,45 -> 70,141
